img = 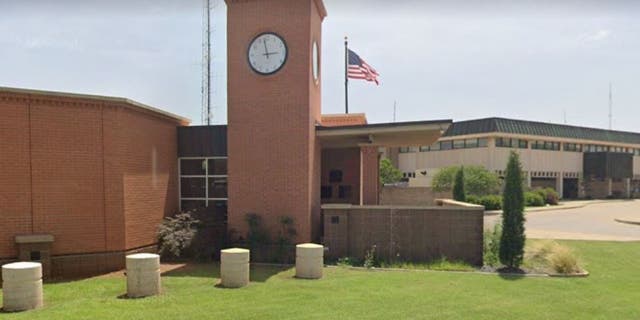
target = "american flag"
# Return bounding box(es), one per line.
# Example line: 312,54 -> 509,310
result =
347,49 -> 380,85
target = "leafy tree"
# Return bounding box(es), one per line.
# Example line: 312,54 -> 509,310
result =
432,165 -> 501,196
379,158 -> 403,184
499,151 -> 526,269
453,166 -> 466,202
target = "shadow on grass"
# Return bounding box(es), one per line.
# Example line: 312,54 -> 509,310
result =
497,267 -> 526,281
161,262 -> 292,283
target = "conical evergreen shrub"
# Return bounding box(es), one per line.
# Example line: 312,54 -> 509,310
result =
453,166 -> 466,202
499,151 -> 526,269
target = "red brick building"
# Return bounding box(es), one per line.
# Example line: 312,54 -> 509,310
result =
0,87 -> 188,277
0,0 -> 451,277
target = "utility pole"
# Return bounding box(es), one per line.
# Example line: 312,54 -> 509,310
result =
202,0 -> 212,125
608,82 -> 613,130
393,100 -> 397,123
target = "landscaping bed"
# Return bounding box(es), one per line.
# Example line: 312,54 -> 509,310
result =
0,240 -> 637,319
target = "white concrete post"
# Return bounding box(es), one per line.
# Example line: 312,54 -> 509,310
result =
1,262 -> 43,312
625,178 -> 631,198
556,173 -> 564,199
220,248 -> 250,288
126,253 -> 161,298
295,243 -> 324,279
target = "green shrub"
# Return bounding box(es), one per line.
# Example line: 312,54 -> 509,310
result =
245,213 -> 270,251
533,188 -> 559,205
499,151 -> 526,269
543,188 -> 560,205
275,216 -> 297,263
432,165 -> 501,196
363,245 -> 379,269
336,257 -> 360,267
525,192 -> 545,207
467,194 -> 502,210
157,211 -> 201,259
453,166 -> 466,202
483,224 -> 502,267
466,194 -> 480,205
380,158 -> 403,184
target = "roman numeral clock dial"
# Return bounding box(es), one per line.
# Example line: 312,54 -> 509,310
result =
248,32 -> 288,75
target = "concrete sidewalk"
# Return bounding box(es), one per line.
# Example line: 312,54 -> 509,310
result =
485,200 -> 613,216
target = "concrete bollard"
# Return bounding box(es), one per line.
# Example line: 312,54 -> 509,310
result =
2,262 -> 44,312
220,248 -> 250,288
126,253 -> 161,298
295,243 -> 324,279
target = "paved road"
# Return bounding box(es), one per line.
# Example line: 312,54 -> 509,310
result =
485,200 -> 640,241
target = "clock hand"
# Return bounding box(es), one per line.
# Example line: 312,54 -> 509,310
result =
263,39 -> 270,59
263,51 -> 279,56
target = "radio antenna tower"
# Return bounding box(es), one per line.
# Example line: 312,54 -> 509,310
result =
608,82 -> 613,130
202,0 -> 212,125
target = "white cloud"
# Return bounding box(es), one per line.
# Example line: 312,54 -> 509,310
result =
581,29 -> 611,42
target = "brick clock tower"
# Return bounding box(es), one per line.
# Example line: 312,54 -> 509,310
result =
226,0 -> 327,242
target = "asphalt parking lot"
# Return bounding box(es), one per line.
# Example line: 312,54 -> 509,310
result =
485,200 -> 640,241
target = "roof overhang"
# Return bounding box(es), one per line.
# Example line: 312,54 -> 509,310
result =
0,86 -> 190,124
316,120 -> 452,148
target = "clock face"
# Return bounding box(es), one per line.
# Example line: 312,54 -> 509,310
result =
248,32 -> 287,75
312,41 -> 319,83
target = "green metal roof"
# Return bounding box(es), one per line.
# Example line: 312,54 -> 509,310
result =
444,117 -> 640,145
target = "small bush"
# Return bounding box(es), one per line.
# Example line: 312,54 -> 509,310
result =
157,211 -> 200,259
524,240 -> 583,274
245,213 -> 270,250
465,194 -> 480,205
336,257 -> 360,267
534,188 -> 560,205
275,216 -> 297,263
483,224 -> 502,267
549,245 -> 582,274
524,240 -> 557,272
363,245 -> 379,269
467,194 -> 502,210
525,191 -> 545,207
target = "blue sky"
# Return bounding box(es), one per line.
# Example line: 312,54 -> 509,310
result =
1,0 -> 639,131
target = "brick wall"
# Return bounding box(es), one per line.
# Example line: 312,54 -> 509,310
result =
380,187 -> 452,206
323,205 -> 484,265
0,100 -> 32,259
0,90 -> 183,269
321,148 -> 361,204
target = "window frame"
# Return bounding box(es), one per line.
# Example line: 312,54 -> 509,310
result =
179,156 -> 229,211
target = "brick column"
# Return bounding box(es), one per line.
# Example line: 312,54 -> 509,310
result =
360,146 -> 379,205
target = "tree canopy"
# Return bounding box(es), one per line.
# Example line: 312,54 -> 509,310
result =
380,158 -> 403,185
431,165 -> 501,196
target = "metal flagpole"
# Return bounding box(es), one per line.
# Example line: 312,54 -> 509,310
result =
344,36 -> 349,114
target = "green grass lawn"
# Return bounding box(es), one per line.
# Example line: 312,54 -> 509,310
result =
1,240 -> 639,319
